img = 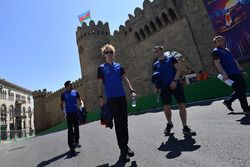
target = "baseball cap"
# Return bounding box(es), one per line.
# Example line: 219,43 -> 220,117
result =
64,80 -> 72,87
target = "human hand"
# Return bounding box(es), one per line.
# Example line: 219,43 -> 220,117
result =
242,71 -> 248,79
222,73 -> 229,80
170,81 -> 177,90
99,97 -> 104,107
131,92 -> 136,97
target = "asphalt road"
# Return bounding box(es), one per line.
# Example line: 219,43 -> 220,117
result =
0,98 -> 250,167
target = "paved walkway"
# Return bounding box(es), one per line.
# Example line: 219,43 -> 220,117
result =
0,98 -> 250,167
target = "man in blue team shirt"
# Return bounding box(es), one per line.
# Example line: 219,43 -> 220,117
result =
60,80 -> 84,156
212,35 -> 249,113
97,44 -> 136,163
152,45 -> 196,136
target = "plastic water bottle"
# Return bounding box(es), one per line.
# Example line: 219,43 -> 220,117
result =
131,96 -> 136,107
217,74 -> 234,86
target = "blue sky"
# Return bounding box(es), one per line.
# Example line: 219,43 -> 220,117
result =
0,0 -> 144,92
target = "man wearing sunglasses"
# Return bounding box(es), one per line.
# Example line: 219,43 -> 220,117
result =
60,80 -> 85,156
97,44 -> 136,163
152,45 -> 196,136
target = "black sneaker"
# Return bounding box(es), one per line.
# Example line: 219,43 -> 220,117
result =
74,142 -> 81,148
183,126 -> 196,136
69,149 -> 76,156
223,101 -> 233,111
127,146 -> 134,157
164,123 -> 173,135
119,153 -> 130,163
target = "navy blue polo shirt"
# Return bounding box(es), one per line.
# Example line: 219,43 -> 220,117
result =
153,56 -> 178,88
212,47 -> 240,75
97,62 -> 126,98
61,90 -> 80,112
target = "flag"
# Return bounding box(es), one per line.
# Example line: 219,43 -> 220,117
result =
78,10 -> 91,24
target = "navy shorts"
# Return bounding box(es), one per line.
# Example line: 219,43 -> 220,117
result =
160,83 -> 186,105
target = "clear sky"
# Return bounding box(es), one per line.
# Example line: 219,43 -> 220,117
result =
0,0 -> 144,92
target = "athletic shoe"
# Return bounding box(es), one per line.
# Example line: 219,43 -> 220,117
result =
127,146 -> 134,157
69,149 -> 76,156
74,142 -> 81,148
183,126 -> 196,136
119,151 -> 130,163
223,101 -> 233,111
164,123 -> 173,135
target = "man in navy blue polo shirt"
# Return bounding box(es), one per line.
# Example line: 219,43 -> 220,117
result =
152,45 -> 196,136
97,44 -> 136,163
60,80 -> 84,156
212,35 -> 249,113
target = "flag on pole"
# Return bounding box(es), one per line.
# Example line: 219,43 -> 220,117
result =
78,10 -> 91,25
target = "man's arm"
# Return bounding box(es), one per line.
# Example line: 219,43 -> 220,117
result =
122,75 -> 136,97
78,94 -> 85,108
214,59 -> 228,80
234,59 -> 244,71
97,79 -> 104,106
173,62 -> 182,81
234,59 -> 248,78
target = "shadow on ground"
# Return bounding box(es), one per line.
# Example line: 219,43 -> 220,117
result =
97,160 -> 137,167
158,134 -> 201,159
36,151 -> 79,167
237,115 -> 250,125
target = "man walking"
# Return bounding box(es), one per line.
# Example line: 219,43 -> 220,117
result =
97,44 -> 135,163
60,80 -> 84,155
212,35 -> 249,113
152,45 -> 196,136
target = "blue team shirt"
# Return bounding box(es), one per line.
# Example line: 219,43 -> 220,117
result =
61,90 -> 80,112
153,56 -> 178,88
212,47 -> 240,75
97,62 -> 126,98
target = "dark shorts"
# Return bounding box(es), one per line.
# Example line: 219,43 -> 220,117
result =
160,83 -> 186,105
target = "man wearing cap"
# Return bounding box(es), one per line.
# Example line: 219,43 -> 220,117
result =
60,80 -> 84,155
152,45 -> 196,136
97,44 -> 136,163
212,35 -> 249,113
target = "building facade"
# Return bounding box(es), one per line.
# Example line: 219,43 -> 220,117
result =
0,79 -> 35,141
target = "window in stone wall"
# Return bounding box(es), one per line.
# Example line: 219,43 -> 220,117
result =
9,105 -> 14,121
1,104 -> 7,125
149,21 -> 157,33
144,25 -> 151,36
134,32 -> 141,42
155,17 -> 163,29
139,29 -> 146,40
16,94 -> 21,101
162,12 -> 170,25
169,8 -> 178,21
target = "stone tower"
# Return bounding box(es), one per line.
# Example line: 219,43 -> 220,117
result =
76,20 -> 111,110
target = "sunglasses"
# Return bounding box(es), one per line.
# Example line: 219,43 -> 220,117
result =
104,50 -> 114,55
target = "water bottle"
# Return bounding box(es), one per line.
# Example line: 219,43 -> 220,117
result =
217,74 -> 234,86
131,96 -> 136,107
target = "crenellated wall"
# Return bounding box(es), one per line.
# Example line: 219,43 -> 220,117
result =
34,0 -> 218,132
